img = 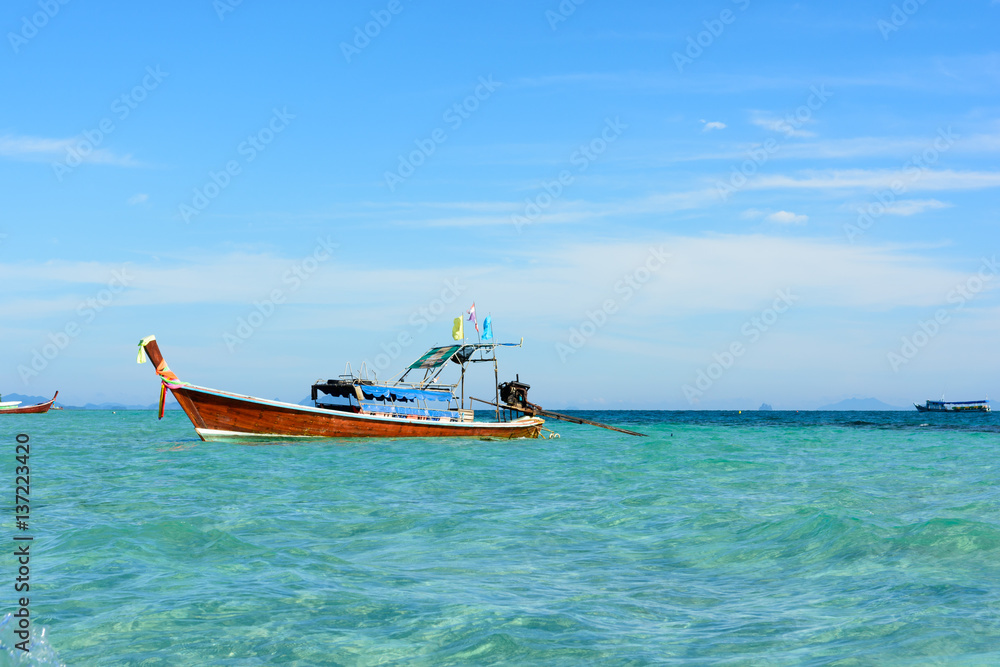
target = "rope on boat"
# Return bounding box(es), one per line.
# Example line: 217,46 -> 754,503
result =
541,428 -> 560,439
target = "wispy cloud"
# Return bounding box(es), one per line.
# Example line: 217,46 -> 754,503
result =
766,210 -> 808,224
880,199 -> 952,216
0,236 -> 989,318
741,208 -> 809,224
375,189 -> 721,228
0,134 -> 139,166
507,57 -> 1000,98
748,130 -> 1000,161
128,193 -> 149,205
700,119 -> 726,132
750,169 -> 1000,192
621,129 -> 1000,169
750,113 -> 816,138
0,135 -> 76,157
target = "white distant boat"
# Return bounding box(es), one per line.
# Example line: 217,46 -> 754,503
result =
914,399 -> 990,413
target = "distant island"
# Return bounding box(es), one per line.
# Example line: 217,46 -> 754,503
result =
759,403 -> 773,411
817,397 -> 907,411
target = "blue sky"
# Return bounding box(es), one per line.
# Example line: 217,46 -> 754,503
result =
2,0 -> 999,409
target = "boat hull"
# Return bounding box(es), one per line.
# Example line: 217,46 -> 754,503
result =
914,401 -> 990,413
0,392 -> 58,415
167,383 -> 544,441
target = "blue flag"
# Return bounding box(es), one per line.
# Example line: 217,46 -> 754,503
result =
482,315 -> 493,340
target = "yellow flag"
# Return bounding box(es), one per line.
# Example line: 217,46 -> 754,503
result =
452,316 -> 464,340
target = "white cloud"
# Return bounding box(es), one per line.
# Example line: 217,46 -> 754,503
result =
700,120 -> 727,132
770,134 -> 976,160
0,134 -> 139,167
625,130 -> 1000,167
542,236 -> 995,312
0,236 -> 987,320
6,237 -> 997,407
508,63 -> 1000,98
749,169 -> 1000,192
392,189 -> 721,228
128,194 -> 149,205
0,135 -> 76,157
880,199 -> 951,216
750,114 -> 816,138
765,210 -> 808,224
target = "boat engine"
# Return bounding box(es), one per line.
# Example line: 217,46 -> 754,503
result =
493,375 -> 646,436
499,376 -> 532,410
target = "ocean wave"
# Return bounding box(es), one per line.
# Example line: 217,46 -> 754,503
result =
0,615 -> 64,667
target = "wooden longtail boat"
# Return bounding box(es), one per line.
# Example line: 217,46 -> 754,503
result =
137,336 -> 544,441
0,392 -> 58,414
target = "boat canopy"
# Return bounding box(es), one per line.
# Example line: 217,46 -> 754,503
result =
312,379 -> 452,403
408,345 -> 465,370
407,342 -> 522,371
359,385 -> 451,403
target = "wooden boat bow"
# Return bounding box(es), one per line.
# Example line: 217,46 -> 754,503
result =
137,336 -> 180,382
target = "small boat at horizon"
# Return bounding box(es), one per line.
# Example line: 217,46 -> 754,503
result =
137,335 -> 546,441
0,392 -> 59,414
914,399 -> 991,413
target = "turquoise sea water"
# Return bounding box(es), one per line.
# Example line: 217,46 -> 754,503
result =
1,410 -> 998,665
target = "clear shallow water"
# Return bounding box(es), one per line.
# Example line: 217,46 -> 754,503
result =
1,410 -> 998,665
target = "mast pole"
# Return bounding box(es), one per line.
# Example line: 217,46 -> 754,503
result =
494,354 -> 500,421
